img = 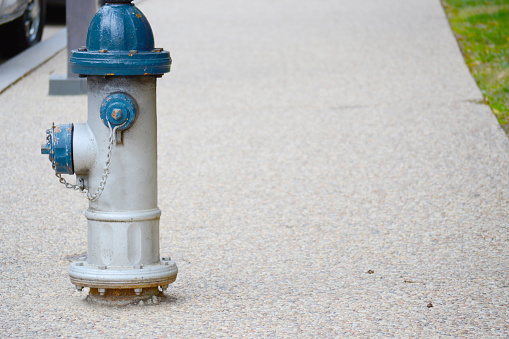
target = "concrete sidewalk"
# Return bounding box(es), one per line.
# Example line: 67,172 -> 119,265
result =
1,0 -> 508,337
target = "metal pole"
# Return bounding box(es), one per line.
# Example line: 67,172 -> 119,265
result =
49,0 -> 98,95
66,0 -> 97,78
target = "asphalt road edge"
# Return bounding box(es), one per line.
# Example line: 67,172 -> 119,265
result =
0,28 -> 67,94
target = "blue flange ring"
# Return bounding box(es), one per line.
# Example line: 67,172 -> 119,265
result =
100,93 -> 138,130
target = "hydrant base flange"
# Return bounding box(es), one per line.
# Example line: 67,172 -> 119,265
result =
69,259 -> 177,289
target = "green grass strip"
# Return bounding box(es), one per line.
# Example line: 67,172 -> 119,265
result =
442,0 -> 509,132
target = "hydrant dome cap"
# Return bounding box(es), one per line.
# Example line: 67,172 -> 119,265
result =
70,3 -> 171,76
87,4 -> 154,52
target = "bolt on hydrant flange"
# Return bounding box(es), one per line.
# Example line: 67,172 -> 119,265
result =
41,0 -> 177,306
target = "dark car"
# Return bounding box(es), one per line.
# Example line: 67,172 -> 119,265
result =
47,0 -> 105,7
0,0 -> 46,57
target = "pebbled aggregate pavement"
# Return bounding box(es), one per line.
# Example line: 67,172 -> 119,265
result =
0,0 -> 508,337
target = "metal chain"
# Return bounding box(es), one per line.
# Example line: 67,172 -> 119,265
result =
57,121 -> 121,202
86,122 -> 120,201
56,173 -> 85,191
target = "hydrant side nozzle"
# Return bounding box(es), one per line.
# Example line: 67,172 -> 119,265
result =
41,123 -> 74,175
100,93 -> 138,130
73,123 -> 97,175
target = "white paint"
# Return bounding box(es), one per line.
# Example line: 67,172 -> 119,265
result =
69,76 -> 177,289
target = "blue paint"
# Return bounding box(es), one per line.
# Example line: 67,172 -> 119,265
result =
41,124 -> 74,175
70,3 -> 171,76
100,93 -> 138,130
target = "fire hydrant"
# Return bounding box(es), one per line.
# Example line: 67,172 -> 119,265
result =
41,0 -> 177,305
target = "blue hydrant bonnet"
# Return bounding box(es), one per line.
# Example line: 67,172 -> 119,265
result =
69,1 -> 171,76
